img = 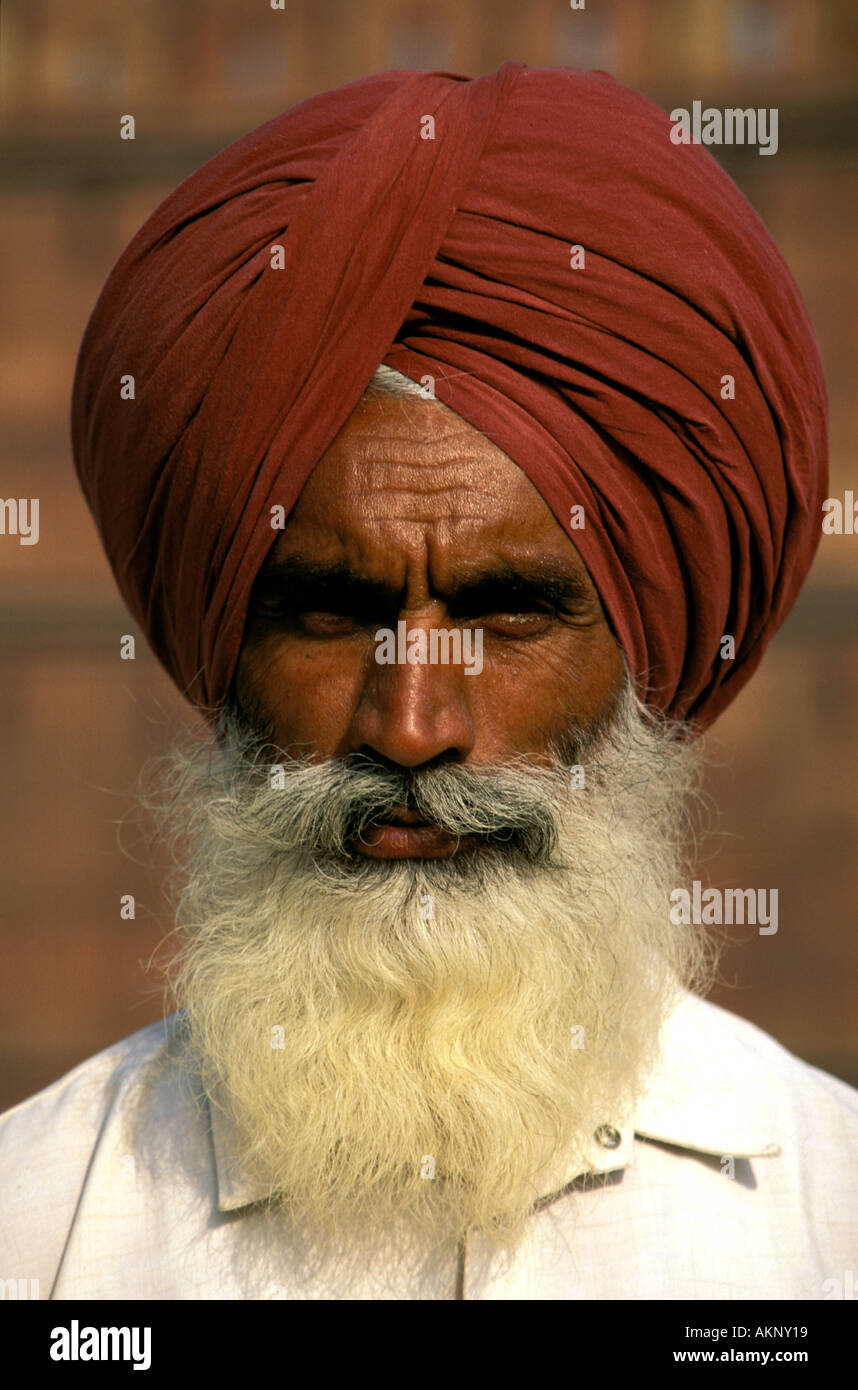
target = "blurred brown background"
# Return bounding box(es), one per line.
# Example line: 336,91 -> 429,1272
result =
1,0 -> 856,1112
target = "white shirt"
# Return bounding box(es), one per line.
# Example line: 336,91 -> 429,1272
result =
1,993 -> 855,1300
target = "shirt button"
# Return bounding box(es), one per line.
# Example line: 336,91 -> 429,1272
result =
594,1124 -> 622,1149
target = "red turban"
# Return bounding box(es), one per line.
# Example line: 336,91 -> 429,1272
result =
71,62 -> 827,732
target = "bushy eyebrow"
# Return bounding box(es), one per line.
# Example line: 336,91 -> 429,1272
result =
250,558 -> 394,610
450,563 -> 594,613
250,555 -> 595,613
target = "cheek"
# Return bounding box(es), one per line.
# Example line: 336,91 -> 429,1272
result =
573,628 -> 627,716
237,640 -> 363,741
475,628 -> 624,726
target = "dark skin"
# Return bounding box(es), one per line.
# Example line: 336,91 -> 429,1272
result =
233,393 -> 626,858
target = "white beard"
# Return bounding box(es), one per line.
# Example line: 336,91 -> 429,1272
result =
144,681 -> 715,1267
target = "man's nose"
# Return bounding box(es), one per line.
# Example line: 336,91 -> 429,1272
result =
348,619 -> 477,767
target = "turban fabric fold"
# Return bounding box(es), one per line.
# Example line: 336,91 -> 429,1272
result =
71,62 -> 827,731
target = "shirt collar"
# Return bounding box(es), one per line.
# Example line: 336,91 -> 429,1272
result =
210,990 -> 781,1214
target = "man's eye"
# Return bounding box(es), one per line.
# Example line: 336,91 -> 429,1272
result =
296,610 -> 360,632
482,610 -> 553,634
253,600 -> 362,628
252,598 -> 554,636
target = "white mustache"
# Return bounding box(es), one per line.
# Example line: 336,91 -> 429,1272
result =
233,752 -> 568,863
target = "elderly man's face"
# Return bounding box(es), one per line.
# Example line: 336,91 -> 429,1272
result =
234,393 -> 625,856
168,391 -> 704,1256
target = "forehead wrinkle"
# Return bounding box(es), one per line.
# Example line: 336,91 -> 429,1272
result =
340,458 -> 511,495
355,484 -> 498,527
338,429 -> 518,477
320,457 -> 509,526
292,475 -> 578,566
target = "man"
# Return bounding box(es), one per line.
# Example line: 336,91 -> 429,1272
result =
1,62 -> 855,1300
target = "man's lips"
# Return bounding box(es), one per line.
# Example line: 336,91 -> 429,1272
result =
351,807 -> 471,859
